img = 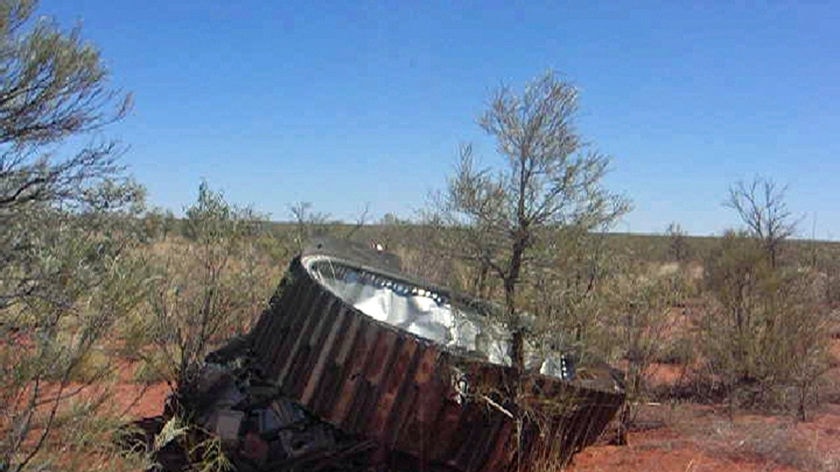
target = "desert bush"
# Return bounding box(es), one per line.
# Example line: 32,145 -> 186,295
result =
666,222 -> 691,263
697,179 -> 832,418
135,182 -> 280,396
588,258 -> 688,441
519,228 -> 615,363
431,71 -> 630,371
805,241 -> 840,309
0,207 -> 147,470
700,231 -> 832,418
0,1 -> 148,469
141,207 -> 179,242
610,262 -> 686,394
654,332 -> 696,369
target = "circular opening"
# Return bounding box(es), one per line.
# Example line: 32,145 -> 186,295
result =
304,255 -> 575,381
306,256 -> 511,365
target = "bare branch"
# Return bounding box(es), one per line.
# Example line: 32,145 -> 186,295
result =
724,176 -> 798,267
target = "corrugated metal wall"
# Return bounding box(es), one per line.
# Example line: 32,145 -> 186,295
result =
250,255 -> 623,471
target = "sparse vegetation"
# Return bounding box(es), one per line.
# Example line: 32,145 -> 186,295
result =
697,185 -> 832,419
136,182 -> 280,395
0,0 -> 145,469
432,70 -> 630,371
1,3 -> 838,471
666,222 -> 691,263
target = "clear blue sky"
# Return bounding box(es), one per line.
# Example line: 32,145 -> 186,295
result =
41,1 -> 839,239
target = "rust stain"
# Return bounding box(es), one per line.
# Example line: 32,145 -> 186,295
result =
250,253 -> 624,472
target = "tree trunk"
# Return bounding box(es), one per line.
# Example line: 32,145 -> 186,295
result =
506,237 -> 527,372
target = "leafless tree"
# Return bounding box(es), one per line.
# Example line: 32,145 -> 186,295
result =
724,177 -> 798,268
289,201 -> 330,251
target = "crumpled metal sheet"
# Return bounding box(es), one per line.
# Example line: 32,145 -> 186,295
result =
308,257 -> 573,380
309,257 -> 511,367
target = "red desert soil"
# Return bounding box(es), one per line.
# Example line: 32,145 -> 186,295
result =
569,338 -> 840,472
111,361 -> 170,419
112,337 -> 840,472
569,404 -> 840,472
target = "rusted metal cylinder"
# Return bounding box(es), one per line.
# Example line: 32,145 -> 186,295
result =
249,240 -> 623,471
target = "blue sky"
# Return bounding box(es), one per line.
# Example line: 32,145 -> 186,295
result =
41,1 -> 839,238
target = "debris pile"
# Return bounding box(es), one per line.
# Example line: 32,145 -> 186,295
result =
131,239 -> 625,471
188,355 -> 378,471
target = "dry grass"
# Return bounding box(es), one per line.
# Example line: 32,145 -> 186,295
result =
703,420 -> 822,471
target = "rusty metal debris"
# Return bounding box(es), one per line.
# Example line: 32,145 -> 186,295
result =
133,238 -> 624,471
